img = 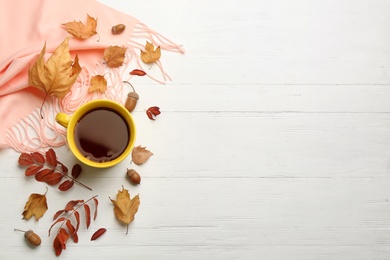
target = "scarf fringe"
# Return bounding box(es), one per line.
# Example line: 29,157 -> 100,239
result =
2,22 -> 184,153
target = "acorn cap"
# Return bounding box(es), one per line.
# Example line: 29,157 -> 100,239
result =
127,92 -> 139,100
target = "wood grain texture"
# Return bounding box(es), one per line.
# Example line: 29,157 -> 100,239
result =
1,0 -> 390,259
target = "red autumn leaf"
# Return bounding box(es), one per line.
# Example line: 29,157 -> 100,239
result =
130,69 -> 146,76
146,106 -> 161,120
71,164 -> 82,179
53,228 -> 70,256
84,204 -> 91,229
65,200 -> 84,212
74,211 -> 81,233
93,197 -> 99,220
35,169 -> 54,182
66,220 -> 78,243
46,148 -> 58,168
59,180 -> 74,191
53,210 -> 65,221
59,163 -> 68,173
18,153 -> 34,166
32,152 -> 45,164
49,217 -> 67,236
91,228 -> 107,241
25,165 -> 43,176
45,172 -> 64,185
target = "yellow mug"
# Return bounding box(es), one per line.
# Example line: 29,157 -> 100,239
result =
55,100 -> 136,168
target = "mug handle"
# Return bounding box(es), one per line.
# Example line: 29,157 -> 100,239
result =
55,113 -> 71,128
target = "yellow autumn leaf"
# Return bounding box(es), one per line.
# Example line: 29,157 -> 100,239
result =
62,14 -> 98,40
140,41 -> 161,64
28,37 -> 82,99
89,75 -> 107,93
22,189 -> 48,221
110,186 -> 140,234
104,46 -> 127,68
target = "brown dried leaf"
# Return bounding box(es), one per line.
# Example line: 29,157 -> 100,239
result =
140,41 -> 161,64
46,148 -> 58,168
84,204 -> 91,229
71,164 -> 82,179
28,38 -> 82,99
35,169 -> 54,182
66,220 -> 78,243
32,152 -> 45,164
110,187 -> 140,234
22,189 -> 48,220
62,14 -> 97,40
65,200 -> 84,212
89,75 -> 107,93
131,145 -> 153,165
45,172 -> 64,185
25,165 -> 43,176
103,46 -> 127,68
93,197 -> 99,221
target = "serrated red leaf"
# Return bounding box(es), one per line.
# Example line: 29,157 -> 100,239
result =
91,228 -> 106,241
46,148 -> 58,168
58,180 -> 74,191
71,164 -> 82,179
84,204 -> 91,229
35,169 -> 54,182
64,200 -> 83,212
32,152 -> 45,164
93,197 -> 99,220
45,172 -> 64,185
66,220 -> 78,243
74,211 -> 80,233
53,210 -> 65,220
18,153 -> 34,166
130,69 -> 146,76
146,106 -> 161,120
49,217 -> 66,236
25,165 -> 43,176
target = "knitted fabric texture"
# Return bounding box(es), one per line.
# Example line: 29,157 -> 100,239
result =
0,0 -> 184,152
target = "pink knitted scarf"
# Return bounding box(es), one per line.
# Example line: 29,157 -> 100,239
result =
0,0 -> 184,153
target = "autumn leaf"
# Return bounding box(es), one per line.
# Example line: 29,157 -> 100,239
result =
140,41 -> 161,64
104,46 -> 127,68
131,145 -> 153,165
130,69 -> 146,76
91,228 -> 107,241
22,188 -> 48,221
28,38 -> 82,99
62,14 -> 97,40
146,106 -> 161,120
89,75 -> 107,93
110,186 -> 140,234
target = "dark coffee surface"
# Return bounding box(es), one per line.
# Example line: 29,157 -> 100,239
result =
74,108 -> 129,162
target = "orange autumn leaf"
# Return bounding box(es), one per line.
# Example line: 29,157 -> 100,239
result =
140,41 -> 161,64
104,46 -> 127,68
22,188 -> 48,221
110,186 -> 140,234
131,145 -> 153,165
89,75 -> 107,93
62,14 -> 97,40
28,37 -> 82,99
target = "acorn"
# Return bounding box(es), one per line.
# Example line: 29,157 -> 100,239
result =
14,229 -> 41,247
112,24 -> 126,35
123,81 -> 139,113
127,169 -> 141,185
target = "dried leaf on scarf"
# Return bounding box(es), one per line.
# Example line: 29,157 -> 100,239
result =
103,46 -> 127,68
28,37 -> 82,99
131,145 -> 153,165
89,75 -> 107,93
62,14 -> 98,39
110,187 -> 140,234
140,41 -> 161,64
22,188 -> 48,221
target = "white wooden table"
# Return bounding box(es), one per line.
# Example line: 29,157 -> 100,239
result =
1,0 -> 390,259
